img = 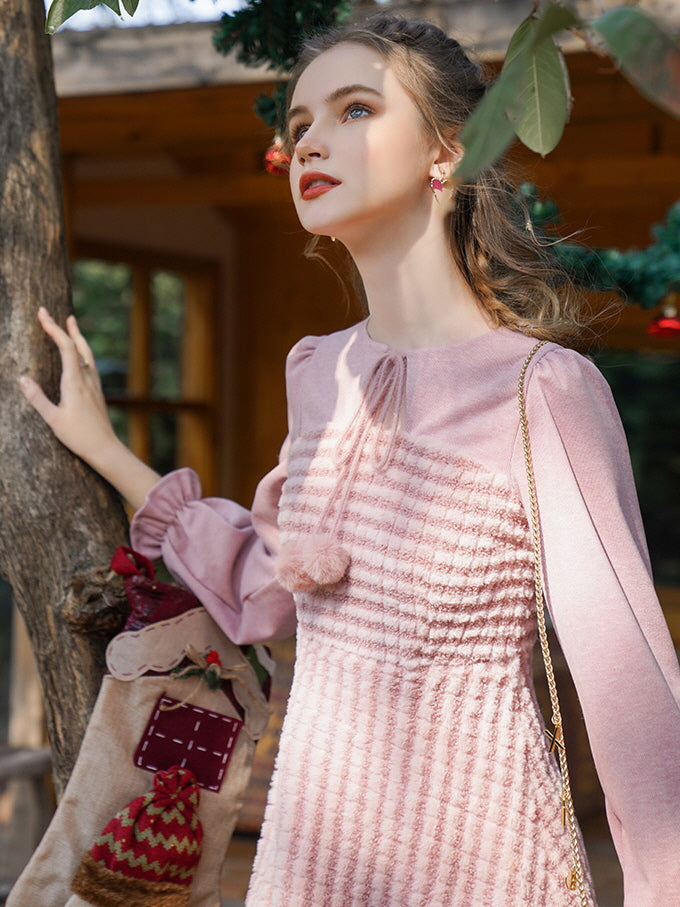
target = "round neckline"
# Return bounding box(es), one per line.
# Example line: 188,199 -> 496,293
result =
359,317 -> 505,356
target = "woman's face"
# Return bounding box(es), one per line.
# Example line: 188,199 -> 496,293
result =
287,43 -> 439,246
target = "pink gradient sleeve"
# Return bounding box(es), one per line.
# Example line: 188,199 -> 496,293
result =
129,448 -> 295,644
516,346 -> 680,904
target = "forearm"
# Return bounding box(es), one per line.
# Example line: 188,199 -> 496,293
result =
85,437 -> 160,511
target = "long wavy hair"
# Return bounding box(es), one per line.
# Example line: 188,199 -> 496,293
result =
284,13 -> 592,345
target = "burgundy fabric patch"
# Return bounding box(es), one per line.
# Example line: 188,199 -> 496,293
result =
111,546 -> 202,632
122,579 -> 201,632
134,694 -> 243,793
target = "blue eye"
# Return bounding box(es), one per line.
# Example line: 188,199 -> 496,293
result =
290,124 -> 309,145
346,104 -> 371,121
289,102 -> 372,145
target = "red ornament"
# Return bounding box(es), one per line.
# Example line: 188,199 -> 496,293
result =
647,301 -> 680,337
205,649 -> 222,667
264,138 -> 291,176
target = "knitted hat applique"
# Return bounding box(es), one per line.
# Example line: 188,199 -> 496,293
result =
71,765 -> 203,907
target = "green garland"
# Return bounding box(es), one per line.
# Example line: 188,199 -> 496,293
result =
521,184 -> 680,309
212,0 -> 353,132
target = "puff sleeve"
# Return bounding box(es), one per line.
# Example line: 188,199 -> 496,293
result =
128,335 -> 320,644
514,345 -> 680,905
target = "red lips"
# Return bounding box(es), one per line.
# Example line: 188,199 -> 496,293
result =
299,171 -> 341,200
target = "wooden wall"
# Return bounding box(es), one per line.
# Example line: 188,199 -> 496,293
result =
53,43 -> 680,839
58,49 -> 680,504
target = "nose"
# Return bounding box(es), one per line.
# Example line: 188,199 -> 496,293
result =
295,123 -> 329,164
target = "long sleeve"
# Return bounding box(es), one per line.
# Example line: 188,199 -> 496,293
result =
514,345 -> 680,905
129,442 -> 296,644
127,335 -> 321,644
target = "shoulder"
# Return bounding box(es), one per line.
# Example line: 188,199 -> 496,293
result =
285,322 -> 365,385
430,329 -> 610,410
284,323 -> 368,437
522,342 -> 628,464
527,342 -> 615,410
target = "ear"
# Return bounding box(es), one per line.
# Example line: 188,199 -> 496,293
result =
430,136 -> 464,182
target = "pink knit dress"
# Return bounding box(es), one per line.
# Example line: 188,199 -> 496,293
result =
131,322 -> 680,907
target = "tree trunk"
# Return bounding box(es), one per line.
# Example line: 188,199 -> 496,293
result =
0,0 -> 130,797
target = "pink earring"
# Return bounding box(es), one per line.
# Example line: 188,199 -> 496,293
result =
430,177 -> 444,193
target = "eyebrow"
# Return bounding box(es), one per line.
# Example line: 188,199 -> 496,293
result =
287,83 -> 384,125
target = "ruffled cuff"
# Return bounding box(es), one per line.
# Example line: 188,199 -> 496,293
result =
129,468 -> 202,560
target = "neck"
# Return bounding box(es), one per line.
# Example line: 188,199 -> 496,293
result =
344,210 -> 492,351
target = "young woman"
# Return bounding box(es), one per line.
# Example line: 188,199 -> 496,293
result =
20,14 -> 680,907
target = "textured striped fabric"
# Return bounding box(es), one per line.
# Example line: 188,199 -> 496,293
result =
247,426 -> 596,906
129,321 -> 680,905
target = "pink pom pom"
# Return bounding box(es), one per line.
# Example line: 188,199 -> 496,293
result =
302,534 -> 351,586
276,542 -> 317,593
276,535 -> 351,591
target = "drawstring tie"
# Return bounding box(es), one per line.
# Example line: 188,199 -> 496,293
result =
277,352 -> 407,592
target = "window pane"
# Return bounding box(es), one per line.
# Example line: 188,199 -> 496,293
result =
150,411 -> 178,476
70,257 -> 209,487
72,260 -> 132,397
593,348 -> 680,586
151,270 -> 184,401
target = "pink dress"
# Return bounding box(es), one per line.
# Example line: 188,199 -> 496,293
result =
131,321 -> 680,906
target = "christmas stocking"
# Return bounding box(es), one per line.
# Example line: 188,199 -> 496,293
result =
7,548 -> 273,907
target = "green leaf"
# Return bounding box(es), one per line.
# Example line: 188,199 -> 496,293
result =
45,0 -> 120,33
507,20 -> 571,154
456,74 -> 519,182
457,18 -> 538,181
244,645 -> 271,688
592,6 -> 680,118
530,3 -> 581,48
457,7 -> 577,179
121,0 -> 139,16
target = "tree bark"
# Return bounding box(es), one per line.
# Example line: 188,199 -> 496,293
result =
0,0 -> 130,797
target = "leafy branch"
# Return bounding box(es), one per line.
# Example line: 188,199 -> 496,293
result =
44,0 -> 679,192
46,0 -> 139,34
457,2 -> 680,180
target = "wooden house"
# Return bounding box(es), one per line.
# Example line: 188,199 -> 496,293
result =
2,0 -> 680,893
52,6 -> 680,505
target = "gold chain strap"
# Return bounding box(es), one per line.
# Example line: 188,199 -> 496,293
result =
518,342 -> 589,906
